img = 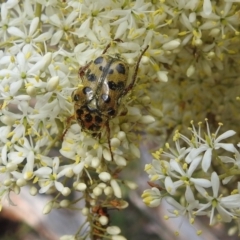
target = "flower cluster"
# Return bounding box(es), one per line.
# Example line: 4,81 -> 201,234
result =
142,120 -> 240,235
1,0 -> 240,239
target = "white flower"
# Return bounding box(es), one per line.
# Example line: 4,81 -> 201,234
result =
165,185 -> 199,221
142,187 -> 162,207
195,172 -> 240,224
7,17 -> 51,53
38,157 -> 66,194
185,122 -> 236,172
169,157 -> 211,192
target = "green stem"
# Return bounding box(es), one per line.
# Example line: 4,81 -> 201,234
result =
35,3 -> 42,29
35,3 -> 42,18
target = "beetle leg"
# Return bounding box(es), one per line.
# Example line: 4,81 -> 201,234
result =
102,39 -> 123,54
122,45 -> 149,96
106,121 -> 114,161
79,61 -> 92,78
61,115 -> 75,140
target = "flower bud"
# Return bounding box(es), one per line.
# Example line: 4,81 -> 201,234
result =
62,187 -> 71,196
76,183 -> 87,191
104,186 -> 113,196
99,172 -> 111,182
16,178 -> 27,187
6,162 -> 17,171
162,39 -> 181,50
138,115 -> 155,124
30,186 -> 38,196
60,235 -> 76,240
91,157 -> 100,168
99,215 -> 109,226
46,76 -> 59,92
110,180 -> 122,198
111,236 -> 127,240
98,183 -> 107,188
110,138 -> 120,148
43,202 -> 53,214
60,200 -> 70,208
106,226 -> 121,235
13,185 -> 20,194
114,155 -> 127,167
186,64 -> 195,77
26,86 -> 36,96
82,207 -> 89,216
103,149 -> 112,161
93,186 -> 102,196
0,115 -> 15,126
124,180 -> 138,190
117,131 -> 126,141
130,143 -> 140,158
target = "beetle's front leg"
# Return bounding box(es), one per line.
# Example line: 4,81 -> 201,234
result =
79,61 -> 92,78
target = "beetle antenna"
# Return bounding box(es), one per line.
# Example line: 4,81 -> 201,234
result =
122,45 -> 149,95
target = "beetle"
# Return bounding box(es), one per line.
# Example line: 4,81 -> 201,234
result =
72,42 -> 149,160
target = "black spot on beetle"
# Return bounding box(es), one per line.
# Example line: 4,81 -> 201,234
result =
108,81 -> 117,90
94,57 -> 104,65
76,109 -> 84,116
73,94 -> 79,101
107,108 -> 116,116
95,115 -> 103,123
108,69 -> 114,74
108,81 -> 125,91
117,81 -> 125,90
83,87 -> 92,95
86,72 -> 97,81
101,94 -> 111,103
89,124 -> 101,131
116,63 -> 125,74
85,114 -> 93,122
